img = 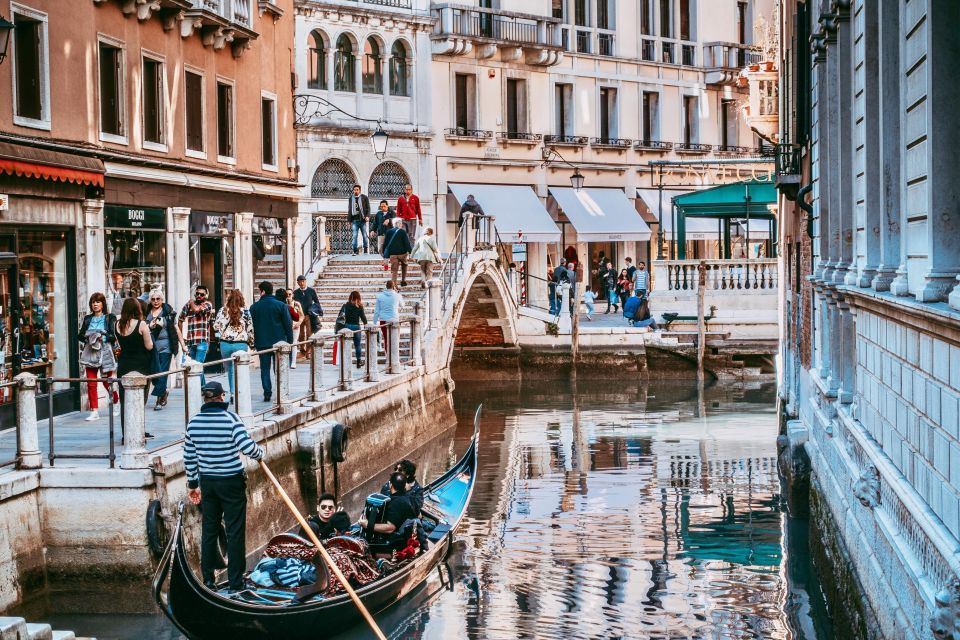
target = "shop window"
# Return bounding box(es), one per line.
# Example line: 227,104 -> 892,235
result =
389,40 -> 409,97
104,213 -> 166,316
311,158 -> 357,198
334,34 -> 356,92
12,7 -> 49,127
368,161 -> 410,201
98,41 -> 125,139
362,38 -> 382,94
217,81 -> 234,160
185,70 -> 204,153
308,30 -> 327,90
261,94 -> 277,169
142,57 -> 165,146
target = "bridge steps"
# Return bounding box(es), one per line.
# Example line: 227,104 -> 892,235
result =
0,618 -> 91,640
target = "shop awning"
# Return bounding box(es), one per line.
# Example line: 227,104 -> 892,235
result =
448,183 -> 560,243
657,214 -> 772,240
548,187 -> 650,242
673,178 -> 777,217
0,141 -> 104,187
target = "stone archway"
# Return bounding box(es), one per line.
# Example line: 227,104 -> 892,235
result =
454,273 -> 511,347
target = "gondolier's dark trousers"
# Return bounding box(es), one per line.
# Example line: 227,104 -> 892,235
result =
200,473 -> 248,590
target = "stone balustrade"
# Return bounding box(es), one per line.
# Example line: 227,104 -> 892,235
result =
653,259 -> 779,294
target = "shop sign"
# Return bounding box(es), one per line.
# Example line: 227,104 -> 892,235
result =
511,243 -> 527,261
105,205 -> 165,229
190,211 -> 235,235
0,194 -> 8,211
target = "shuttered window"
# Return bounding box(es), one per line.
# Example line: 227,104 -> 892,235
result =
261,97 -> 276,167
217,82 -> 234,158
13,15 -> 42,121
185,71 -> 204,152
142,58 -> 164,145
99,42 -> 124,136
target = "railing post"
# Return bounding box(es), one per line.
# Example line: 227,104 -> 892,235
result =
427,278 -> 441,329
365,328 -> 379,382
233,350 -> 254,426
317,216 -> 327,257
388,321 -> 401,374
337,329 -> 353,391
410,305 -> 423,367
312,336 -> 326,402
558,283 -> 572,333
119,373 -> 149,469
275,342 -> 293,414
484,215 -> 496,248
463,212 -> 475,253
14,373 -> 41,469
185,359 -> 203,419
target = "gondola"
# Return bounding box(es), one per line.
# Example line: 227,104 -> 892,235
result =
152,408 -> 480,640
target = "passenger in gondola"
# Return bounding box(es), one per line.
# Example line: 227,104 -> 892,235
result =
300,493 -> 352,541
380,459 -> 424,513
360,472 -> 419,557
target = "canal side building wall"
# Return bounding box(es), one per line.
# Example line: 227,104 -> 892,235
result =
778,1 -> 960,638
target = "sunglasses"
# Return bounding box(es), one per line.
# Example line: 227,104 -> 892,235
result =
319,505 -> 335,511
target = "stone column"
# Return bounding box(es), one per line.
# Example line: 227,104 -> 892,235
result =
526,242 -> 549,310
825,293 -> 841,396
484,215 -> 496,248
822,17 -> 841,284
81,199 -> 106,308
427,278 -> 441,329
235,212 -> 255,301
365,328 -> 379,382
15,373 -> 41,469
317,216 -> 327,257
811,34 -> 831,281
275,342 -> 292,414
558,283 -> 571,333
836,295 -> 856,404
858,1 -> 881,288
463,212 -> 475,253
233,350 -> 254,426
813,283 -> 832,383
312,336 -> 326,402
388,322 -> 401,374
410,304 -> 423,367
872,0 -> 900,291
337,330 -> 352,391
325,46 -> 335,94
185,359 -> 203,419
119,373 -> 149,469
167,207 -> 191,309
835,6 -> 857,286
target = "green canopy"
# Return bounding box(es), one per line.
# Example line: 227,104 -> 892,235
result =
671,178 -> 777,259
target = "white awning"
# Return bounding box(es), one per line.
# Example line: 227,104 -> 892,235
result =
548,187 -> 651,242
636,189 -> 771,240
448,183 -> 560,242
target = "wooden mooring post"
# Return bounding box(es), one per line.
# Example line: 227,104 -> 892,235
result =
697,260 -> 707,384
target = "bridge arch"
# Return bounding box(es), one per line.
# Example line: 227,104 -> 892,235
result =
443,259 -> 518,367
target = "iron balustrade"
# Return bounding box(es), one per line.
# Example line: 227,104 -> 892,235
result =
444,128 -> 493,139
662,42 -> 675,64
676,142 -> 713,152
0,380 -> 20,470
635,140 -> 673,151
591,137 -> 632,148
498,131 -> 543,142
439,220 -> 468,312
300,216 -> 327,278
361,0 -> 411,7
544,134 -> 589,146
575,29 -> 591,53
775,143 -> 802,176
717,145 -> 754,154
40,376 -> 118,468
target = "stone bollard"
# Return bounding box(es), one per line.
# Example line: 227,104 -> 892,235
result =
233,350 -> 254,425
484,215 -> 496,248
463,212 -> 475,253
427,278 -> 441,329
275,341 -> 293,414
184,359 -> 203,419
317,216 -> 327,256
410,305 -> 423,367
311,336 -> 326,402
558,283 -> 572,333
337,329 -> 353,391
388,322 -> 401,374
119,373 -> 149,469
365,327 -> 379,383
14,373 -> 41,469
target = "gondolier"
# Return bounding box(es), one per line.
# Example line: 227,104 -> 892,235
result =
184,381 -> 264,593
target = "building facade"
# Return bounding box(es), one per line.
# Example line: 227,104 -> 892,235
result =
777,1 -> 960,637
0,0 -> 298,422
430,0 -> 775,306
293,0 -> 433,263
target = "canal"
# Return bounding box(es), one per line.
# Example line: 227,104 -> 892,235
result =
29,376 -> 835,639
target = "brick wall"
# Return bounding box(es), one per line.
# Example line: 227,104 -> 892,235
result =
454,283 -> 506,347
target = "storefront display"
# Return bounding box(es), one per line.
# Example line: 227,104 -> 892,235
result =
252,216 -> 287,299
104,205 -> 166,314
189,211 -> 234,310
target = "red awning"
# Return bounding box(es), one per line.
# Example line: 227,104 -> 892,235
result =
0,140 -> 105,187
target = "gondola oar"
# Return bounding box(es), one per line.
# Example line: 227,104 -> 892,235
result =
258,460 -> 388,640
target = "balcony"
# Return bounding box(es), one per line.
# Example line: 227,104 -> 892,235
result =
598,32 -> 614,56
774,143 -> 802,199
362,0 -> 411,7
181,0 -> 257,55
544,135 -> 589,147
498,132 -> 542,145
716,145 -> 754,155
445,127 -> 493,142
432,4 -> 564,66
676,142 -> 712,154
702,41 -> 763,86
634,140 -> 673,152
591,137 -> 631,150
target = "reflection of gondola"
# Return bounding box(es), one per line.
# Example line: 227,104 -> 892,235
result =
152,412 -> 480,640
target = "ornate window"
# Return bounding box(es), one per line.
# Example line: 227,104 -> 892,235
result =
368,161 -> 410,201
308,30 -> 327,90
362,38 -> 382,94
311,158 -> 357,198
389,40 -> 409,97
334,34 -> 355,92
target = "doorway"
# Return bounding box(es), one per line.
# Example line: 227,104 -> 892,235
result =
190,235 -> 234,310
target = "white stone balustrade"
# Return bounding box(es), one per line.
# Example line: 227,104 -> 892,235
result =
653,259 -> 779,294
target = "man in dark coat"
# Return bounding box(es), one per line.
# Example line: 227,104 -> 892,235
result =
347,184 -> 371,255
249,281 -> 293,402
382,222 -> 413,288
598,260 -> 618,313
293,275 -> 322,333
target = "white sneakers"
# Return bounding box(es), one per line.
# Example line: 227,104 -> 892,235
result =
85,410 -> 99,421
290,361 -> 298,369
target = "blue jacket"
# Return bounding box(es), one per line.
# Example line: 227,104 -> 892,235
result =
622,295 -> 641,321
382,227 -> 412,258
250,294 -> 293,349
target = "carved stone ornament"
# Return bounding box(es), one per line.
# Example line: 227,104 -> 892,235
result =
853,464 -> 880,509
931,580 -> 960,640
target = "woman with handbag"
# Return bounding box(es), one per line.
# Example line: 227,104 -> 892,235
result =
331,291 -> 367,367
410,227 -> 441,286
78,292 -> 120,421
145,289 -> 180,411
116,298 -> 154,438
213,289 -> 254,395
278,288 -> 304,369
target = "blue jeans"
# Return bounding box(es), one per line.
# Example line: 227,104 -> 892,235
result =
345,323 -> 362,363
548,287 -> 557,315
151,350 -> 173,398
188,341 -> 209,386
258,352 -> 274,399
219,342 -> 249,394
351,220 -> 368,252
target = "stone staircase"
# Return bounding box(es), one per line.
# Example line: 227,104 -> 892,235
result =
0,617 -> 91,640
312,255 -> 428,325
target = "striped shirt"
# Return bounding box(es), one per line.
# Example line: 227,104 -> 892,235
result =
633,269 -> 650,291
183,402 -> 263,489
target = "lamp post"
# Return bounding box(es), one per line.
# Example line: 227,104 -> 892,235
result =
0,15 -> 14,65
541,147 -> 584,192
294,94 -> 390,159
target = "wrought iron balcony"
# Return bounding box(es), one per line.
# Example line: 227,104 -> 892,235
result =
634,140 -> 673,151
544,134 -> 589,146
498,131 -> 543,144
362,0 -> 411,7
716,144 -> 754,154
702,41 -> 763,85
432,4 -> 564,66
591,137 -> 632,149
775,144 -> 802,198
445,127 -> 493,140
676,142 -> 712,153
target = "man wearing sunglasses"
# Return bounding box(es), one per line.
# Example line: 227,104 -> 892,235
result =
300,493 -> 351,541
178,284 -> 214,386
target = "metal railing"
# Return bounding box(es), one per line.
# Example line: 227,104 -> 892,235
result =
0,380 -> 20,470
635,140 -> 673,151
591,137 -> 632,148
439,218 -> 469,312
444,128 -> 493,139
676,142 -> 713,152
300,216 -> 327,280
41,377 -> 118,468
544,134 -> 589,146
775,143 -> 802,176
681,44 -> 696,66
641,39 -> 656,61
434,6 -> 561,49
498,131 -> 542,142
361,0 -> 411,7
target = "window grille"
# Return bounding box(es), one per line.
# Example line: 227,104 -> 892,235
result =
368,161 -> 410,200
311,159 -> 357,198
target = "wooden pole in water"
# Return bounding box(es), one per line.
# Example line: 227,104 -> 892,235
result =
571,264 -> 580,370
697,260 -> 707,384
258,460 -> 388,640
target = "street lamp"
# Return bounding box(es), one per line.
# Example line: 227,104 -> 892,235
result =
542,147 -> 585,192
570,168 -> 585,191
294,94 -> 390,159
0,15 -> 14,65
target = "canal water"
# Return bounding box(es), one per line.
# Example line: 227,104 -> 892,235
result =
33,376 -> 834,639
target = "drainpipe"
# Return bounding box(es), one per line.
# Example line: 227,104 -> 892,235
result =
796,184 -> 814,238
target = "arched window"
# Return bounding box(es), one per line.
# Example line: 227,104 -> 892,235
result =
368,161 -> 410,201
362,38 -> 382,94
334,34 -> 355,92
311,159 -> 357,198
307,30 -> 327,90
389,40 -> 409,97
